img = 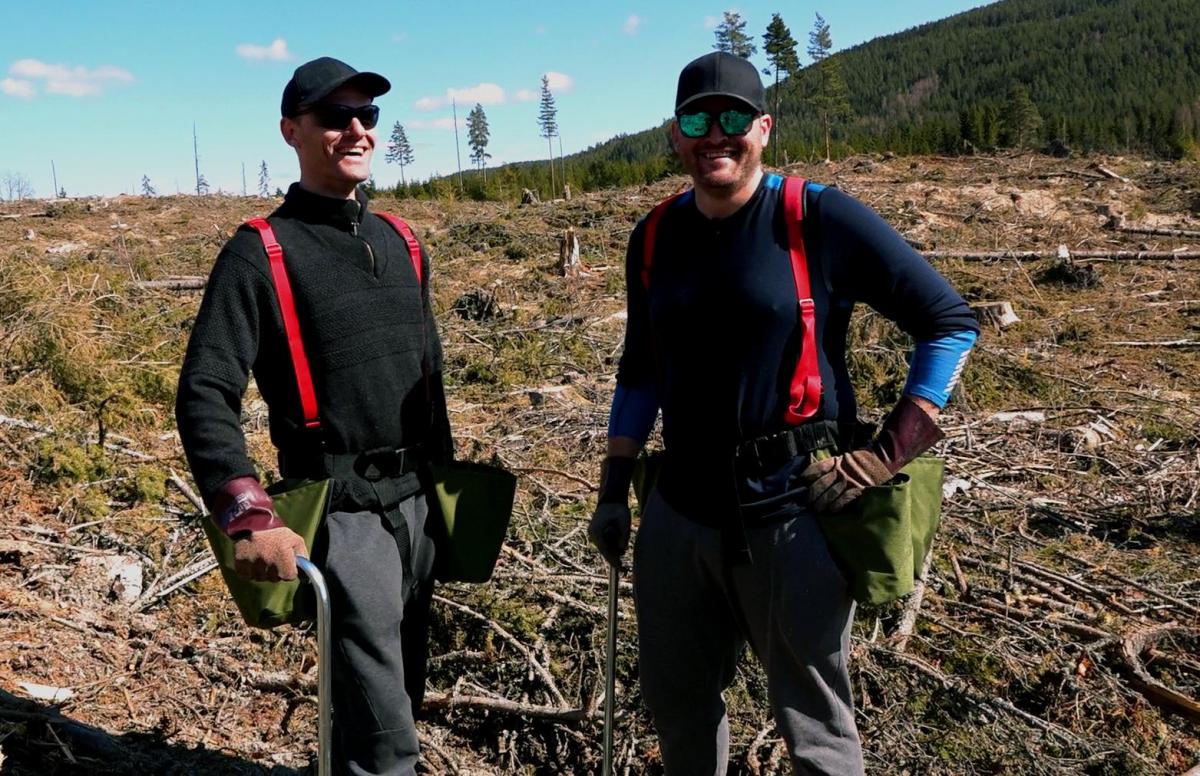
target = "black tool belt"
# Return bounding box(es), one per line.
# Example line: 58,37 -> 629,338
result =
734,420 -> 841,475
280,444 -> 424,482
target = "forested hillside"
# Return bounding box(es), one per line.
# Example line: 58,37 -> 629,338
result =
403,0 -> 1200,199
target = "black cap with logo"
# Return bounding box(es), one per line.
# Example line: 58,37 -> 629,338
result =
675,52 -> 766,114
281,57 -> 391,118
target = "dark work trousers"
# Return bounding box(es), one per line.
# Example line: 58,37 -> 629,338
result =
633,489 -> 863,776
313,490 -> 437,776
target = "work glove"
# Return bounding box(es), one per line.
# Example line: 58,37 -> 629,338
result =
801,396 -> 944,513
209,476 -> 306,581
588,456 -> 635,567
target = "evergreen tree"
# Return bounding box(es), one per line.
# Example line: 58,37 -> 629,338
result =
762,13 -> 799,166
714,11 -> 756,58
195,173 -> 209,196
141,175 -> 156,197
807,13 -> 853,161
385,122 -> 416,187
1001,83 -> 1043,148
466,103 -> 492,181
537,75 -> 559,194
258,161 -> 270,197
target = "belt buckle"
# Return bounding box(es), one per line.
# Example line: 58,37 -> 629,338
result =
354,448 -> 402,481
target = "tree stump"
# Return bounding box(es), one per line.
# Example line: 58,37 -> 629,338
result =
521,188 -> 539,205
562,183 -> 571,200
972,301 -> 1020,331
558,227 -> 582,277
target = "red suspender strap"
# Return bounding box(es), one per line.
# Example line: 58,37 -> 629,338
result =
376,212 -> 423,285
245,218 -> 322,431
641,193 -> 686,291
781,176 -> 822,424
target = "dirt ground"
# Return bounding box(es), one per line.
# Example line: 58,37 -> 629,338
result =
0,153 -> 1197,775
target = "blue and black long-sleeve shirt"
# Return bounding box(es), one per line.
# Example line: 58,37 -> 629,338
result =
614,173 -> 979,521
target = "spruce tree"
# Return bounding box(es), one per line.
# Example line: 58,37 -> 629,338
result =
258,161 -> 270,197
141,175 -> 156,197
763,13 -> 799,165
1001,84 -> 1043,148
807,13 -> 853,161
714,11 -> 756,58
537,75 -> 559,194
385,122 -> 416,187
467,103 -> 492,182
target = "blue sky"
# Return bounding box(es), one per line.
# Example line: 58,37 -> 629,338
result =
0,1 -> 989,197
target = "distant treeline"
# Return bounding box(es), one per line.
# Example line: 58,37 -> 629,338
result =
393,0 -> 1200,200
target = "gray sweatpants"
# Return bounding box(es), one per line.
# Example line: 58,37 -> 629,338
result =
633,490 -> 863,776
314,492 -> 437,776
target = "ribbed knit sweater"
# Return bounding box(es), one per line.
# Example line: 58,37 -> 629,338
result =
176,184 -> 451,502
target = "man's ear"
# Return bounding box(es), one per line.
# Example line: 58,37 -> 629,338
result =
280,116 -> 298,148
667,121 -> 680,155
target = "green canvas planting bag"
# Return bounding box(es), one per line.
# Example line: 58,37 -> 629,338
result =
818,456 -> 945,605
202,478 -> 332,628
430,460 -> 517,583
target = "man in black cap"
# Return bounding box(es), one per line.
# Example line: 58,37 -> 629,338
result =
589,52 -> 977,773
177,56 -> 453,775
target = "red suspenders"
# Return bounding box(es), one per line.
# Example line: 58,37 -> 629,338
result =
243,213 -> 424,431
639,176 -> 822,425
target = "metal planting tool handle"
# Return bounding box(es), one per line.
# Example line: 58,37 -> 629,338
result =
297,555 -> 331,776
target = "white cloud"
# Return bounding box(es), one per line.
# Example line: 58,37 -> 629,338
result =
1,78 -> 34,98
391,32 -> 408,43
235,38 -> 292,61
409,118 -> 458,131
514,88 -> 537,102
544,71 -> 573,92
535,25 -> 547,34
415,82 -> 505,111
623,14 -> 641,35
8,59 -> 133,97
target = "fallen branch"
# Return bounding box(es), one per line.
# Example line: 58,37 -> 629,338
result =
1106,340 -> 1198,348
925,250 -> 1200,261
423,690 -> 595,722
1119,626 -> 1200,721
134,276 -> 207,291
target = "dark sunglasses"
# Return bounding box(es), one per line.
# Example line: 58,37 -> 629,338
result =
302,103 -> 380,131
676,109 -> 758,139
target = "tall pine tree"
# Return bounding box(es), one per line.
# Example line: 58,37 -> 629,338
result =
807,13 -> 853,161
714,11 -> 756,58
467,103 -> 492,182
763,13 -> 799,166
537,75 -> 559,195
385,122 -> 416,187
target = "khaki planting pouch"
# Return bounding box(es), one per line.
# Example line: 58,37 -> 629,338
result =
817,456 -> 945,606
202,478 -> 332,629
431,460 -> 517,583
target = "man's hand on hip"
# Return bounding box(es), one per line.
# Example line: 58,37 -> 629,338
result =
233,527 -> 309,582
800,449 -> 892,513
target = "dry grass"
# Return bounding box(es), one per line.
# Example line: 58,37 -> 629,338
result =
0,152 -> 1197,775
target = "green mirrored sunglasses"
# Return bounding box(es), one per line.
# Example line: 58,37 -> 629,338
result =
676,109 -> 758,139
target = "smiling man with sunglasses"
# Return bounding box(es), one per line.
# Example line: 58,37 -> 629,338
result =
589,52 -> 978,774
177,56 -> 454,775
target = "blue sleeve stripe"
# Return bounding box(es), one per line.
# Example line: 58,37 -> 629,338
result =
608,382 -> 659,443
903,330 -> 978,408
764,173 -> 783,190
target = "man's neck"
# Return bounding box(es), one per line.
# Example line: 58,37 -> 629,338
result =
297,178 -> 359,201
692,168 -> 764,220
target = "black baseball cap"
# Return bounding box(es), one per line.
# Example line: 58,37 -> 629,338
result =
281,57 -> 390,118
675,52 -> 766,114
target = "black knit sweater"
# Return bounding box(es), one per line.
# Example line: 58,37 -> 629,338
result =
176,184 -> 452,502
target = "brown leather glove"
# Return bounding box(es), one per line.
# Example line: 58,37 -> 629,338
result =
801,396 -> 944,513
209,477 -> 306,581
233,526 -> 308,582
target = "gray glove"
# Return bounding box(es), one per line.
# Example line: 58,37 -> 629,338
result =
589,456 -> 636,567
589,502 -> 632,567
